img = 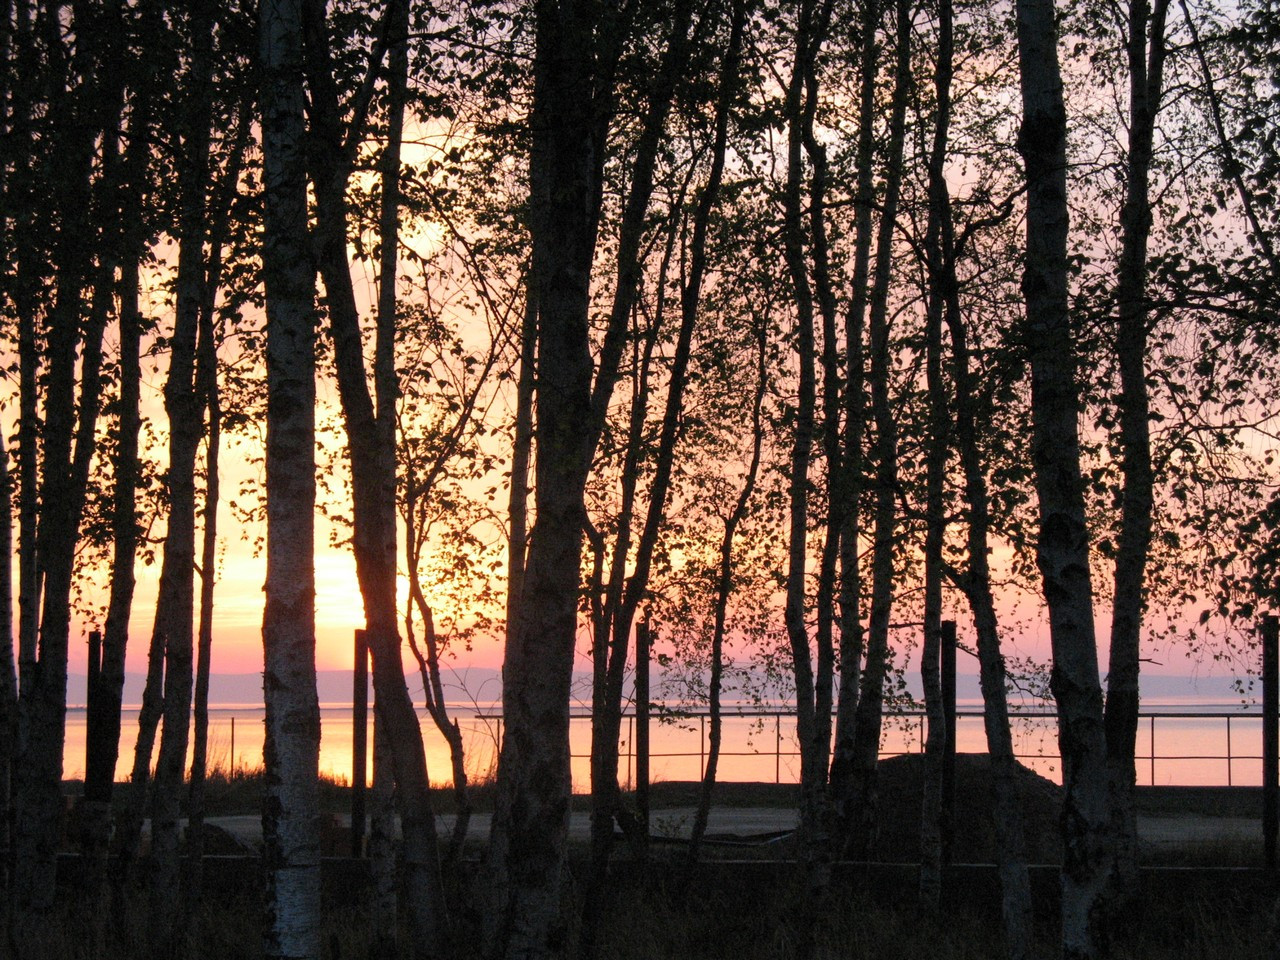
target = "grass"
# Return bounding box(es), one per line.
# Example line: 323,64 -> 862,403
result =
21,860 -> 1263,960
40,768 -> 1271,957
594,886 -> 1259,960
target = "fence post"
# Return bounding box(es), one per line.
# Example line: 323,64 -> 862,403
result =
1226,715 -> 1233,788
352,628 -> 369,858
941,619 -> 957,863
1149,715 -> 1155,786
636,615 -> 650,843
87,629 -> 101,690
1264,614 -> 1278,871
83,629 -> 104,789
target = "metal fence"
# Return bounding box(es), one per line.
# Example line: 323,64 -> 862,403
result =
478,708 -> 1271,788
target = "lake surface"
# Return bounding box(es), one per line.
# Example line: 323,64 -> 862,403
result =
61,696 -> 1266,789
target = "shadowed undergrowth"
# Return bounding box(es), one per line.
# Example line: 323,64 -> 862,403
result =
11,865 -> 1259,960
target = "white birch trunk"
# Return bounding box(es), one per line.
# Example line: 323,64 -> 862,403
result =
260,1 -> 321,955
1014,1 -> 1111,955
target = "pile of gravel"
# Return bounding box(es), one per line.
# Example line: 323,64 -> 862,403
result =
868,752 -> 1063,864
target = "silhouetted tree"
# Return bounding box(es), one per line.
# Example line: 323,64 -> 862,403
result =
259,0 -> 322,954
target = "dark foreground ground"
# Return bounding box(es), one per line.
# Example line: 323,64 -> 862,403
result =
33,757 -> 1273,958
37,853 -> 1270,960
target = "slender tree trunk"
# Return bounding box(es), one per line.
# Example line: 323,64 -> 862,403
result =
15,280 -> 37,770
149,8 -> 217,949
778,9 -> 840,956
918,0 -> 956,910
801,0 -> 840,846
581,10 -> 695,945
185,363 -> 218,899
946,294 -> 1034,960
260,1 -> 322,955
2,3 -> 42,923
1015,1 -> 1111,955
582,7 -> 742,954
10,1 -> 40,790
83,256 -> 143,942
844,0 -> 912,862
13,3 -> 110,929
407,599 -> 472,865
1105,0 -> 1168,911
919,281 -> 947,911
110,67 -> 176,870
369,715 -> 397,957
684,315 -> 767,879
830,0 -> 878,812
0,431 -> 16,904
780,0 -> 837,873
489,5 -> 625,954
373,2 -> 411,944
506,282 -> 536,643
185,232 -> 230,913
185,95 -> 249,914
80,11 -> 155,924
302,2 -> 446,951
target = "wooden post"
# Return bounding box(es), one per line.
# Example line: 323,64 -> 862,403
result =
1264,614 -> 1278,871
636,615 -> 651,846
941,619 -> 957,865
352,628 -> 369,858
84,629 -> 103,784
87,629 -> 102,689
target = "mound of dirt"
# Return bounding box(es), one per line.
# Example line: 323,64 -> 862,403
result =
869,752 -> 1062,864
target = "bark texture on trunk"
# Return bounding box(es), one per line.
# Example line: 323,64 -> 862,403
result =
149,6 -> 217,950
843,0 -> 911,861
0,431 -> 15,902
684,315 -> 767,881
828,8 -> 872,789
488,6 -> 622,956
260,1 -> 322,955
13,2 -> 111,925
918,0 -> 955,908
947,306 -> 1034,960
780,5 -> 838,892
581,6 -> 698,950
80,4 -> 157,926
301,1 -> 445,951
582,6 -> 744,953
1015,1 -> 1111,956
369,715 -> 398,957
1105,0 -> 1168,909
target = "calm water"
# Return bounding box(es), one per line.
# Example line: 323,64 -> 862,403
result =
61,698 -> 1266,789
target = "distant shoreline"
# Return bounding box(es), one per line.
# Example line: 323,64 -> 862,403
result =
63,666 -> 1257,712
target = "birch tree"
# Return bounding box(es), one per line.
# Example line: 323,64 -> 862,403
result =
581,4 -> 745,950
76,2 -> 161,936
301,0 -> 447,949
147,5 -> 221,948
259,0 -> 322,954
487,3 -> 631,954
841,0 -> 913,860
10,0 -> 120,930
1102,0 -> 1170,905
1015,0 -> 1111,955
779,1 -> 837,888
